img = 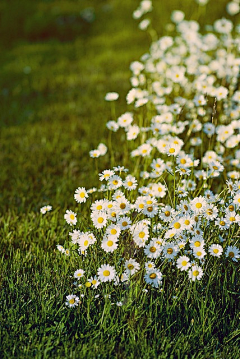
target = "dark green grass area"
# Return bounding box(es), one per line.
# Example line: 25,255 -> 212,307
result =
1,0 -> 239,357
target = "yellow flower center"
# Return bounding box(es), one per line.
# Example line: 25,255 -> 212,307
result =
184,205 -> 188,211
147,206 -> 153,212
85,282 -> 91,287
150,246 -> 156,253
92,280 -> 97,285
196,251 -> 202,256
96,205 -> 102,210
229,205 -> 234,211
80,192 -> 85,198
110,229 -> 117,235
193,270 -> 199,277
174,222 -> 181,229
167,248 -> 173,254
229,217 -> 235,222
169,148 -> 175,154
98,217 -> 104,223
120,203 -> 126,209
220,221 -> 225,226
213,248 -> 219,254
103,270 -> 110,277
165,211 -> 170,217
149,273 -> 157,279
107,241 -> 114,247
70,214 -> 75,220
180,159 -> 186,164
139,232 -> 145,238
195,241 -> 201,247
128,181 -> 133,186
122,221 -> 128,227
77,272 -> 82,277
112,180 -> 118,185
182,260 -> 187,266
195,203 -> 202,209
111,212 -> 116,217
184,220 -> 190,225
206,209 -> 213,215
228,252 -> 234,258
69,298 -> 75,304
84,240 -> 89,246
127,264 -> 134,270
139,204 -> 144,209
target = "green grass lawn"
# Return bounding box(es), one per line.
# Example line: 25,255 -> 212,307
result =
1,0 -> 239,357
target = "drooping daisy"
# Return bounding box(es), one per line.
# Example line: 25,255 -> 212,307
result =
74,187 -> 88,203
40,205 -> 52,214
65,294 -> 80,308
97,264 -> 116,282
64,210 -> 77,226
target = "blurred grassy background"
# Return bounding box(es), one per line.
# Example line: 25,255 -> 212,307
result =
0,0 -> 233,214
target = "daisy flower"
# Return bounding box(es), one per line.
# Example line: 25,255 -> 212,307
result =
65,294 -> 80,308
99,169 -> 115,181
190,196 -> 207,214
106,224 -> 121,239
225,246 -> 240,262
74,187 -> 88,203
176,256 -> 191,271
91,211 -> 108,229
144,241 -> 162,259
188,265 -> 204,281
145,261 -> 156,271
97,264 -> 116,282
193,247 -> 207,260
123,175 -> 138,190
101,237 -> 118,253
125,258 -> 140,275
64,210 -> 77,226
208,244 -> 223,257
105,92 -> 119,101
40,205 -> 52,214
144,269 -> 162,288
108,175 -> 123,190
163,243 -> 179,259
74,269 -> 85,279
117,216 -> 132,230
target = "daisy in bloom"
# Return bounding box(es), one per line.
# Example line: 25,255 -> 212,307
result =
163,243 -> 179,259
97,264 -> 116,282
99,169 -> 115,181
145,261 -> 156,271
89,149 -> 101,158
144,269 -> 162,288
193,247 -> 207,260
65,294 -> 80,308
91,211 -> 108,229
233,192 -> 240,207
106,121 -> 119,132
164,142 -> 181,156
188,265 -> 204,281
101,236 -> 118,253
105,92 -> 119,101
108,175 -> 123,190
144,240 -> 162,259
97,143 -> 107,156
132,223 -> 149,247
225,211 -> 240,225
189,237 -> 205,250
208,244 -> 223,257
159,205 -> 175,222
117,112 -> 133,128
125,258 -> 140,275
88,276 -> 100,289
56,244 -> 65,253
106,224 -> 121,239
190,196 -> 207,214
74,269 -> 85,279
114,197 -> 131,215
78,233 -> 94,251
135,196 -> 147,212
91,199 -> 105,212
117,216 -> 132,230
176,256 -> 191,271
123,175 -> 138,190
150,183 -> 167,198
64,210 -> 77,226
74,187 -> 88,203
203,204 -> 218,221
40,205 -> 52,214
215,218 -> 230,230
225,246 -> 240,262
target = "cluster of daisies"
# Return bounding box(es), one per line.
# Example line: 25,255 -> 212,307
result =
62,166 -> 240,307
61,0 -> 240,307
